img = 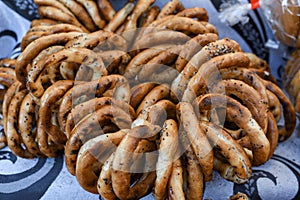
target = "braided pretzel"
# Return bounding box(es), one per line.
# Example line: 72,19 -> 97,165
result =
156,0 -> 184,20
176,102 -> 213,181
194,94 -> 270,166
154,119 -> 179,200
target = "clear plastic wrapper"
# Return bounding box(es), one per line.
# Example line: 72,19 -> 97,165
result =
219,0 -> 300,47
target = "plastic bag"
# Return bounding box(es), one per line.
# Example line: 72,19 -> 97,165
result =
219,0 -> 300,47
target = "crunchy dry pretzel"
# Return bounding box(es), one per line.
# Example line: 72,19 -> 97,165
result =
0,68 -> 17,87
176,102 -> 213,181
266,111 -> 279,158
132,30 -> 190,55
111,125 -> 160,199
97,0 -> 116,21
137,45 -> 182,82
266,89 -> 281,122
133,99 -> 176,129
194,94 -> 270,166
38,80 -> 74,145
16,32 -> 84,84
27,47 -> 107,98
176,7 -> 209,21
65,97 -> 135,138
30,19 -> 59,27
263,79 -> 296,141
57,0 -> 98,32
6,89 -> 35,158
172,38 -> 241,101
3,82 -> 25,134
58,75 -> 130,131
212,79 -> 268,134
201,120 -> 252,183
154,119 -> 179,200
174,33 -> 219,72
66,105 -> 133,175
168,157 -> 185,199
156,0 -> 184,19
135,84 -> 171,115
140,6 -> 160,28
97,50 -> 131,74
179,129 -> 204,200
97,153 -> 117,199
18,93 -> 44,157
37,6 -> 89,32
124,0 -> 155,32
124,44 -> 174,80
65,30 -> 128,52
153,16 -> 217,35
130,82 -> 158,109
34,0 -> 75,17
76,130 -> 126,193
104,2 -> 135,32
182,52 -> 250,102
0,58 -> 16,69
21,24 -> 84,50
75,0 -> 106,29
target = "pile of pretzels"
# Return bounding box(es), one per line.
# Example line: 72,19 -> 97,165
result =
0,0 -> 297,199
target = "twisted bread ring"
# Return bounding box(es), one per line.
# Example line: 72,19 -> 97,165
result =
176,7 -> 209,21
76,130 -> 126,193
156,0 -> 184,20
176,102 -> 213,181
168,157 -> 185,199
194,94 -> 270,166
58,75 -> 130,131
96,0 -> 116,21
66,105 -> 134,175
154,119 -> 179,200
16,32 -> 84,84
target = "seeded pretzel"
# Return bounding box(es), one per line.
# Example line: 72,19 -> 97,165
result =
104,2 -> 135,32
16,32 -> 84,84
37,6 -> 89,32
76,130 -> 126,194
176,7 -> 209,21
27,47 -> 107,99
34,0 -> 75,17
168,158 -> 185,199
65,105 -> 133,175
65,97 -> 135,137
156,0 -> 184,19
176,102 -> 213,181
171,38 -> 241,101
194,94 -> 270,166
58,75 -> 130,131
97,0 -> 116,21
154,119 -> 179,200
